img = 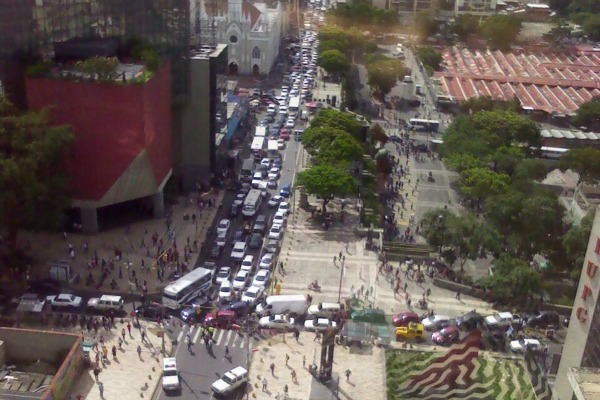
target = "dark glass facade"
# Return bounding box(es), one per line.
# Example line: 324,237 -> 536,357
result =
0,0 -> 189,106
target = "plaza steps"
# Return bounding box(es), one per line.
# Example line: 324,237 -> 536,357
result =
382,241 -> 435,261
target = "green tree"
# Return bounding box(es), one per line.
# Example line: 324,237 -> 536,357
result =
480,14 -> 522,50
319,38 -> 350,54
452,13 -> 480,41
420,209 -> 455,252
301,126 -> 363,167
571,96 -> 600,129
318,49 -> 350,76
414,11 -> 438,39
583,14 -> 600,40
0,96 -> 75,251
481,254 -> 543,304
563,209 -> 596,275
416,46 -> 443,71
367,59 -> 406,97
296,165 -> 357,212
548,0 -> 573,15
460,167 -> 511,202
310,109 -> 363,141
559,147 -> 600,184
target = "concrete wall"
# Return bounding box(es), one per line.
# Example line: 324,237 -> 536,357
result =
0,328 -> 78,364
0,340 -> 5,367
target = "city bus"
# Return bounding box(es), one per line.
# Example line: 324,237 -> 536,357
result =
162,267 -> 214,309
242,189 -> 263,217
409,118 -> 440,132
251,136 -> 265,159
539,146 -> 569,160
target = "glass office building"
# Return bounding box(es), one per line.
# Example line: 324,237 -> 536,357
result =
0,0 -> 189,106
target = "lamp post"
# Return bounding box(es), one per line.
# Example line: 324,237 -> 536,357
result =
337,259 -> 345,304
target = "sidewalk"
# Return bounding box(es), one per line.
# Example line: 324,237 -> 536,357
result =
66,319 -> 172,400
248,332 -> 386,400
18,190 -> 224,296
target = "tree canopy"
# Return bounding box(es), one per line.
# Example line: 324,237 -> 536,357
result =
558,147 -> 600,184
481,254 -> 544,304
414,11 -> 438,39
367,58 -> 406,98
416,46 -> 443,72
327,2 -> 398,29
317,49 -> 350,76
451,13 -> 480,41
296,164 -> 357,212
480,14 -> 522,50
571,96 -> 600,129
301,126 -> 363,167
0,96 -> 75,250
310,109 -> 363,141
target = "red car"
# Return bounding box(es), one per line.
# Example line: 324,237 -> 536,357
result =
392,312 -> 420,327
431,326 -> 460,346
279,130 -> 290,140
204,310 -> 239,329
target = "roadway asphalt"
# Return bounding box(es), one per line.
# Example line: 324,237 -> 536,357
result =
155,78 -> 307,400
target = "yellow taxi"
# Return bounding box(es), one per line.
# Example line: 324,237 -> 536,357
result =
395,322 -> 424,342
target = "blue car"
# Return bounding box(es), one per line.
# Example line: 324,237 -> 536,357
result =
280,183 -> 292,198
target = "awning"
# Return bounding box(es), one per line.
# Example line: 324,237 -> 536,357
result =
306,101 -> 317,108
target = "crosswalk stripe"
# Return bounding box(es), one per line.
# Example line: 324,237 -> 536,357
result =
192,326 -> 202,344
176,328 -> 186,344
214,329 -> 225,346
224,330 -> 234,347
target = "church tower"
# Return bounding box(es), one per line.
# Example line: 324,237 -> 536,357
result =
228,0 -> 242,22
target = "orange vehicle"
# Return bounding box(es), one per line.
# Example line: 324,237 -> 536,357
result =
395,322 -> 424,342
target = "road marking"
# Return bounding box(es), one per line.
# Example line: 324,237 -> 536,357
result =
176,328 -> 185,344
192,326 -> 202,344
214,329 -> 225,346
224,329 -> 234,347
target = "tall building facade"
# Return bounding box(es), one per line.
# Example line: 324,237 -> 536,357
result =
0,0 -> 190,107
555,205 -> 600,399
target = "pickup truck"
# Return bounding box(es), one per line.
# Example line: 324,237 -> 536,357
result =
395,322 -> 424,342
485,312 -> 522,330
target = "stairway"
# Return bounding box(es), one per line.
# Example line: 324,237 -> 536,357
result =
382,241 -> 435,261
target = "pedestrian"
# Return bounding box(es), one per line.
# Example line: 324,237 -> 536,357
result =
141,329 -> 147,344
291,369 -> 297,383
111,345 -> 117,358
339,251 -> 342,260
342,255 -> 345,263
345,369 -> 352,382
137,345 -> 142,359
426,288 -> 431,298
303,355 -> 306,368
118,337 -> 123,349
333,255 -> 336,264
407,297 -> 412,307
294,329 -> 300,342
284,384 -> 289,394
224,345 -> 230,359
270,362 -> 275,375
98,382 -> 104,398
455,290 -> 461,301
127,322 -> 132,337
102,345 -> 108,362
314,331 -> 321,342
93,366 -> 100,381
262,377 -> 268,391
285,353 -> 290,366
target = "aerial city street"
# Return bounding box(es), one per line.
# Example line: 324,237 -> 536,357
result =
3,0 -> 600,400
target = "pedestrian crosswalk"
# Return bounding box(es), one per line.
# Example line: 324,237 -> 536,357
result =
174,324 -> 253,350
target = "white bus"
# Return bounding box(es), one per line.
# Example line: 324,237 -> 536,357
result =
251,136 -> 265,159
242,189 -> 262,217
540,146 -> 569,160
288,96 -> 300,113
409,118 -> 440,132
162,267 -> 213,309
255,126 -> 267,137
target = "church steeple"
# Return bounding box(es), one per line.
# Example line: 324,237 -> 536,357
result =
228,0 -> 242,22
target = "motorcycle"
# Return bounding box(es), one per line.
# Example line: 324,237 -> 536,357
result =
308,282 -> 321,292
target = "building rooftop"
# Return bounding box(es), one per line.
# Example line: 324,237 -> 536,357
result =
435,46 -> 600,115
569,367 -> 600,400
51,62 -> 146,83
190,44 -> 227,60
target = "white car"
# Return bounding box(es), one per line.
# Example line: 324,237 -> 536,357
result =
259,314 -> 296,330
219,281 -> 233,301
252,269 -> 271,287
216,219 -> 231,236
278,202 -> 290,215
268,170 -> 279,181
285,119 -> 295,129
241,286 -> 264,304
269,224 -> 284,240
485,312 -> 521,330
509,338 -> 541,353
304,318 -> 337,331
231,241 -> 247,261
251,176 -> 263,188
162,357 -> 181,392
215,232 -> 227,247
421,314 -> 451,331
215,267 -> 231,285
272,211 -> 286,226
278,139 -> 286,150
268,195 -> 283,207
233,270 -> 250,290
212,366 -> 248,396
260,158 -> 271,167
259,253 -> 275,269
46,293 -> 83,308
240,255 -> 255,273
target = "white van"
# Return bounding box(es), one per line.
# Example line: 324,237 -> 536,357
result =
256,294 -> 307,317
212,366 -> 248,395
162,358 -> 181,392
403,75 -> 413,83
300,110 -> 309,120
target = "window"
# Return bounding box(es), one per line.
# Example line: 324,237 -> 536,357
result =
252,46 -> 261,59
230,35 -> 238,44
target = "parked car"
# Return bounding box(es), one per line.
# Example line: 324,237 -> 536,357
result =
269,224 -> 284,240
304,317 -> 337,331
252,269 -> 271,287
280,183 -> 292,198
231,241 -> 247,261
431,326 -> 460,345
455,311 -> 484,331
135,303 -> 166,320
249,233 -> 263,249
211,366 -> 248,396
217,219 -> 231,236
240,255 -> 255,273
421,314 -> 450,331
241,286 -> 264,304
87,295 -> 124,311
392,312 -> 420,327
510,338 -> 541,354
162,358 -> 181,392
204,310 -> 238,329
46,293 -> 83,308
215,232 -> 227,247
278,202 -> 290,215
209,244 -> 223,260
265,239 -> 280,254
218,301 -> 251,317
215,267 -> 231,285
526,311 -> 560,329
259,314 -> 295,330
259,253 -> 275,269
395,322 -> 424,342
272,212 -> 286,226
180,297 -> 211,322
268,195 -> 283,207
219,280 -> 233,302
233,271 -> 251,290
485,312 -> 521,330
